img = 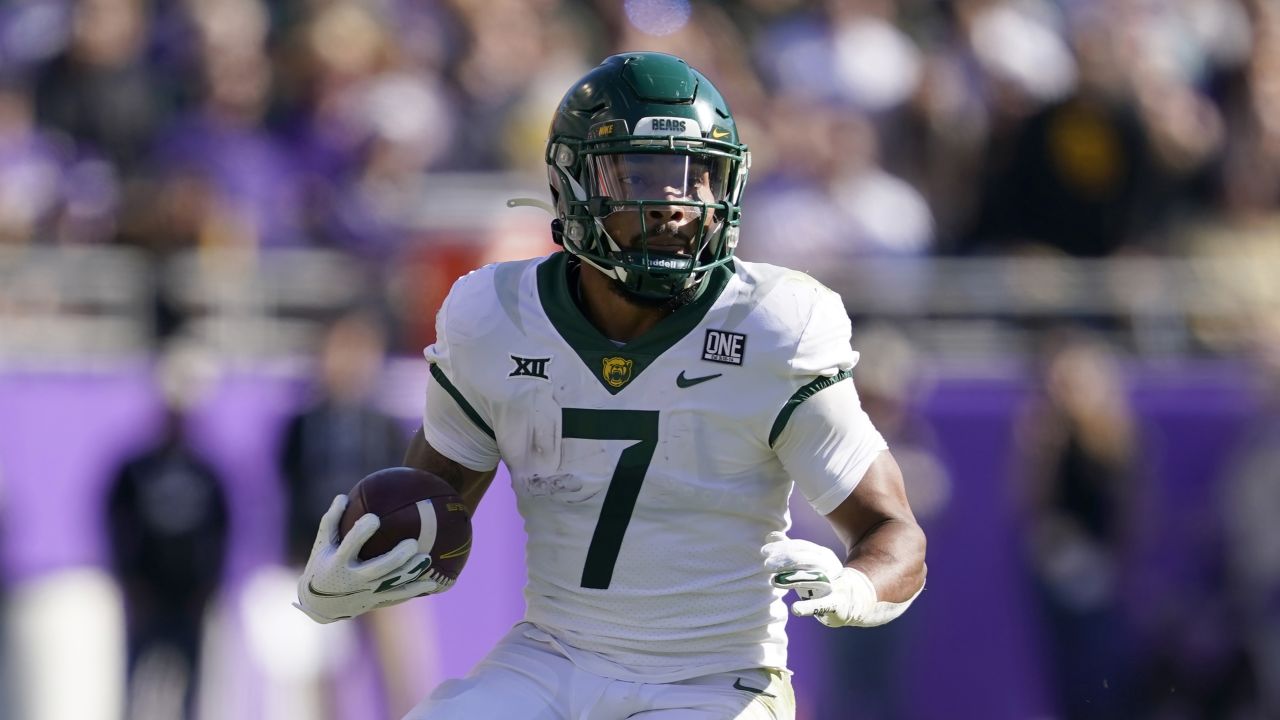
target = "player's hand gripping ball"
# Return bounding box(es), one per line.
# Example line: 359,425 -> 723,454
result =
295,468 -> 472,624
340,467 -> 473,580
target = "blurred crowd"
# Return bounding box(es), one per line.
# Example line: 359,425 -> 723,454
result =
0,0 -> 1276,264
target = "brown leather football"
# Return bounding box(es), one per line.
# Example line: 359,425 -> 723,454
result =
338,467 -> 472,580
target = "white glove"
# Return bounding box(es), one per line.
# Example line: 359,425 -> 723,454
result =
762,535 -> 918,628
295,495 -> 453,624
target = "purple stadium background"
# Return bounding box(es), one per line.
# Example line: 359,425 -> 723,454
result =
0,362 -> 1259,719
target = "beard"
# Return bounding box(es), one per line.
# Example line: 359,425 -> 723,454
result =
588,218 -> 722,311
607,273 -> 699,311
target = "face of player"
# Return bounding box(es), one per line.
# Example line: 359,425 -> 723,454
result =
592,153 -> 731,258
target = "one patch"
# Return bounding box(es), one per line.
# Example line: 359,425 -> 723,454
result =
601,356 -> 634,388
634,116 -> 702,138
709,125 -> 732,140
588,119 -> 627,140
509,355 -> 551,380
702,329 -> 747,365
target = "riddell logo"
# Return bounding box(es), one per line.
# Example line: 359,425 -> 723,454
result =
702,330 -> 746,365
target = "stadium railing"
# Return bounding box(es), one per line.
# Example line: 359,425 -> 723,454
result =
0,244 -> 1270,363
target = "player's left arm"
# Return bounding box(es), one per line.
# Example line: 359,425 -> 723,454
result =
765,282 -> 926,625
766,374 -> 927,627
825,451 -> 927,603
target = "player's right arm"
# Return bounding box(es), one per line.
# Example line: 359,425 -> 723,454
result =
404,427 -> 497,516
414,269 -> 502,511
296,272 -> 500,623
294,398 -> 496,625
294,416 -> 495,625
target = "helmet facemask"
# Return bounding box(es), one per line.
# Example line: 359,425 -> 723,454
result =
548,130 -> 748,302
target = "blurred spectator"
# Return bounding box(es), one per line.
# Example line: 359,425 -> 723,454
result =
968,6 -> 1150,257
30,0 -> 162,250
828,111 -> 935,256
147,0 -> 302,251
277,308 -> 411,716
967,3 -> 1222,256
0,75 -> 118,246
1018,330 -> 1140,719
736,99 -> 851,273
1211,0 -> 1280,221
894,46 -> 990,249
739,104 -> 933,278
277,1 -> 461,260
853,324 -> 950,524
1220,314 -> 1280,717
822,324 -> 948,720
280,309 -> 406,566
746,0 -> 924,124
106,342 -> 229,720
33,0 -> 163,175
445,0 -> 567,171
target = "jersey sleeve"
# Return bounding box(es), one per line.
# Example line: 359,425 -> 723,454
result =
773,377 -> 888,515
789,283 -> 859,378
422,278 -> 501,472
772,281 -> 883,515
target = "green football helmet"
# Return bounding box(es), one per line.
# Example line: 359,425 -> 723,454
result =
546,52 -> 751,301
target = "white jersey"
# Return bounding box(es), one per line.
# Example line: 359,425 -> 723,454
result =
421,252 -> 886,683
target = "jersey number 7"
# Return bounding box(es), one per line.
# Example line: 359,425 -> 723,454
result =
561,408 -> 659,589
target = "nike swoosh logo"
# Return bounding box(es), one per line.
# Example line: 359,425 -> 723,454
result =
307,579 -> 368,598
676,371 -> 722,388
772,570 -> 829,585
710,127 -> 731,140
733,678 -> 776,698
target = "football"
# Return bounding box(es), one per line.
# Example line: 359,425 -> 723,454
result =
338,467 -> 472,581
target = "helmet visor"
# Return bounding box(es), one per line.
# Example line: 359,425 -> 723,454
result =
590,153 -> 732,205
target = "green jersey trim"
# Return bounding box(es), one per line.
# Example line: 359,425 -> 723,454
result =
768,369 -> 854,447
429,363 -> 495,439
536,252 -> 733,395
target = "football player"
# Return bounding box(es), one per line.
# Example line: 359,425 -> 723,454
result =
297,52 -> 927,719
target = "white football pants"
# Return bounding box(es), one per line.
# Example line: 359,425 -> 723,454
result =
403,623 -> 794,719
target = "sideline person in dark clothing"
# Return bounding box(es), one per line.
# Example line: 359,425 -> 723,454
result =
107,345 -> 229,720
